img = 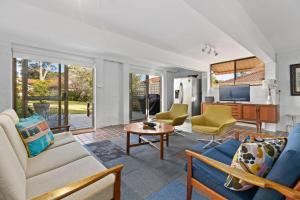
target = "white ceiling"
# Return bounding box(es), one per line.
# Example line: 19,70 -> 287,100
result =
15,0 -> 252,65
239,0 -> 300,52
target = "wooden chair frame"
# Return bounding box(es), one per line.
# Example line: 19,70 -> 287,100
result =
32,164 -> 124,200
186,132 -> 300,200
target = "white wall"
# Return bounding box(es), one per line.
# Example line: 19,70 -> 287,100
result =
0,44 -> 12,112
277,49 -> 300,131
95,60 -> 124,127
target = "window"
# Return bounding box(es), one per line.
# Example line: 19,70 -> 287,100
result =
210,57 -> 265,88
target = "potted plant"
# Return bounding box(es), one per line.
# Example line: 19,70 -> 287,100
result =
32,80 -> 50,117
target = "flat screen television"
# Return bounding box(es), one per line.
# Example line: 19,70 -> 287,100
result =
219,85 -> 250,102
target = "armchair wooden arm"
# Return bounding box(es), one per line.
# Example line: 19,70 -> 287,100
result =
185,150 -> 300,200
32,164 -> 124,200
234,131 -> 283,141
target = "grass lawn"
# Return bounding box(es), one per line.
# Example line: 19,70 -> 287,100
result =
28,101 -> 88,114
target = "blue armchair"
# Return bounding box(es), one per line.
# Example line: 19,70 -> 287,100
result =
185,125 -> 300,200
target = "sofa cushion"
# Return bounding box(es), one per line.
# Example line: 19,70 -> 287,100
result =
26,141 -> 90,178
253,150 -> 300,200
0,126 -> 26,200
48,131 -> 76,150
215,139 -> 241,157
1,109 -> 20,124
191,148 -> 257,200
27,156 -> 115,200
0,115 -> 28,170
16,115 -> 55,157
283,123 -> 300,153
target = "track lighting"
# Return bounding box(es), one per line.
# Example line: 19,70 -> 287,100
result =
202,44 -> 218,56
214,50 -> 218,56
201,44 -> 207,52
208,48 -> 212,54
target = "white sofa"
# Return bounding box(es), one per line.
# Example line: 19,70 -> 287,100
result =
0,109 -> 123,200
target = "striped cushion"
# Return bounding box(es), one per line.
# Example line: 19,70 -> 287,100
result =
16,115 -> 54,157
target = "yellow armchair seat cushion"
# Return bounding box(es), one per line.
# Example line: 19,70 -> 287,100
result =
192,125 -> 220,134
156,119 -> 174,125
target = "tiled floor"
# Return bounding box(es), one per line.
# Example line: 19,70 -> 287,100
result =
75,124 -> 126,144
74,121 -> 287,144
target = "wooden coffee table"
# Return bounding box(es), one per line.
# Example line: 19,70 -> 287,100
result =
124,122 -> 174,160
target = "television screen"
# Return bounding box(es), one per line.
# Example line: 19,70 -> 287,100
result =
219,85 -> 250,102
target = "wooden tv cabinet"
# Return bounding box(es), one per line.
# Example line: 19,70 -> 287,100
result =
201,102 -> 279,132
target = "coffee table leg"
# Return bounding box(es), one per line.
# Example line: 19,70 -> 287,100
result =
126,131 -> 130,155
160,134 -> 164,160
138,134 -> 141,143
166,133 -> 169,147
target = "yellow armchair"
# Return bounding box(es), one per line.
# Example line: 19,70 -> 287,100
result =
156,104 -> 188,127
191,105 -> 236,148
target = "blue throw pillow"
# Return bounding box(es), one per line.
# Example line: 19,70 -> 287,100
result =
253,150 -> 300,200
16,114 -> 54,157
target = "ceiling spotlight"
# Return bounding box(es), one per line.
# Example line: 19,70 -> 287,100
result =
214,50 -> 218,56
202,43 -> 219,56
208,47 -> 212,54
201,44 -> 207,52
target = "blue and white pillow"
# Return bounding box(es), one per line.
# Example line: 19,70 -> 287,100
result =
16,114 -> 54,157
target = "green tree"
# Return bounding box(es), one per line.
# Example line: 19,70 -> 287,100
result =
68,65 -> 93,102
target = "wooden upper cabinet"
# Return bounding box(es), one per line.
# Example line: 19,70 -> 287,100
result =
242,104 -> 257,121
259,105 -> 278,123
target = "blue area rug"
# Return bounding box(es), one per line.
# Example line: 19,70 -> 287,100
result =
145,179 -> 207,200
84,140 -> 126,162
85,133 -> 208,199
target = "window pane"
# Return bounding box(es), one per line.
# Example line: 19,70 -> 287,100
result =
235,57 -> 265,85
211,61 -> 234,88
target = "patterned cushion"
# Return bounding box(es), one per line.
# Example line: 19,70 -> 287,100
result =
16,115 -> 54,157
224,138 -> 287,191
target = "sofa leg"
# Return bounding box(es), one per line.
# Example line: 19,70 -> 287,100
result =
186,155 -> 193,200
113,168 -> 122,200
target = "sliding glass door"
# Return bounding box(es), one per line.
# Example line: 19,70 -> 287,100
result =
14,58 -> 68,129
13,58 -> 94,132
129,73 -> 148,121
129,73 -> 161,121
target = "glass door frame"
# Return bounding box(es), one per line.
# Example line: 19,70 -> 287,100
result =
129,73 -> 149,121
12,58 -> 69,131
